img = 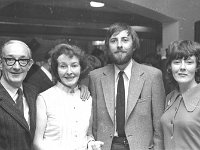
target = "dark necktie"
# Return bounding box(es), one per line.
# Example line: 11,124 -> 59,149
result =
116,71 -> 126,137
16,88 -> 24,114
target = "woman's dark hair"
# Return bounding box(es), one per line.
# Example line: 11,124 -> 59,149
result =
50,43 -> 88,84
166,40 -> 200,88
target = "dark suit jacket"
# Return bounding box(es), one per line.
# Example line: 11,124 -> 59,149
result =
0,83 -> 38,150
25,68 -> 54,93
89,60 -> 165,150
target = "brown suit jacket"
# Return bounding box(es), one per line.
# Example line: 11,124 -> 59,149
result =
0,83 -> 38,150
89,60 -> 165,150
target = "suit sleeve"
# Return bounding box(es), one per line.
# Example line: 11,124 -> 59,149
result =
83,97 -> 95,148
151,70 -> 165,150
88,73 -> 97,140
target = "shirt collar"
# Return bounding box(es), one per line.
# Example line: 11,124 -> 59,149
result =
41,66 -> 52,81
181,83 -> 200,112
56,81 -> 79,93
0,77 -> 23,99
114,59 -> 132,82
167,84 -> 200,112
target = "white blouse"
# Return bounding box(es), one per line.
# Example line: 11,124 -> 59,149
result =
38,82 -> 92,150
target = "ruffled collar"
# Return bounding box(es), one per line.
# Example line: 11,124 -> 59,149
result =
56,82 -> 79,93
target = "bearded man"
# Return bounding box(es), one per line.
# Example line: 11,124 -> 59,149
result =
89,23 -> 165,150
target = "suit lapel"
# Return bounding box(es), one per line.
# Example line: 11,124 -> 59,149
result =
0,84 -> 30,134
40,69 -> 53,86
126,62 -> 145,122
101,65 -> 115,124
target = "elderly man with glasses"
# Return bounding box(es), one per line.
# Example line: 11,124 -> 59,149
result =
0,40 -> 90,150
0,40 -> 38,150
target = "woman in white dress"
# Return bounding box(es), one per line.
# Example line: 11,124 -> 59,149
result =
33,43 -> 103,150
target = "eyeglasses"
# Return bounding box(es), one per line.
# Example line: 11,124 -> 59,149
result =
2,57 -> 31,67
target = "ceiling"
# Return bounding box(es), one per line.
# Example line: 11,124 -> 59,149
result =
0,0 -> 162,40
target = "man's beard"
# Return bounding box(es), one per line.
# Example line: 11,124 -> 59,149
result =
108,50 -> 133,65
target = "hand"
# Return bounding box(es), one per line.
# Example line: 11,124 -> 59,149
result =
79,84 -> 90,101
88,141 -> 104,150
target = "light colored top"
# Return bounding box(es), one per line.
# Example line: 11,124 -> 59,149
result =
38,82 -> 93,150
0,77 -> 30,126
161,84 -> 200,150
114,59 -> 132,136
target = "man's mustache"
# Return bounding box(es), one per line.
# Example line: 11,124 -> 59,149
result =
115,50 -> 126,53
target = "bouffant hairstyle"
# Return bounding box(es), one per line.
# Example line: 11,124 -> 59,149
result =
50,43 -> 88,84
166,40 -> 200,88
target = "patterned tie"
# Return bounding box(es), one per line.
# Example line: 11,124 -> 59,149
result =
116,71 -> 126,137
16,88 -> 24,114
